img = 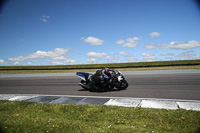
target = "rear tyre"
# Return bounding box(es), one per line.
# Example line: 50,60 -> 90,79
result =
79,80 -> 90,90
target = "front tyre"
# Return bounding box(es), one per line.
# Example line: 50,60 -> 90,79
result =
119,80 -> 128,90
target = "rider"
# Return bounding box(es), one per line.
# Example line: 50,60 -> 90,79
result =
89,67 -> 112,91
101,67 -> 111,79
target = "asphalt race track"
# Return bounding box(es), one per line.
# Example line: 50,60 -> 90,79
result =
0,70 -> 200,100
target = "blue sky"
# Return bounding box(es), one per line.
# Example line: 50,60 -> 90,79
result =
0,0 -> 200,66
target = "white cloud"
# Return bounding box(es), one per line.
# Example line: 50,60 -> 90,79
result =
64,59 -> 76,64
123,43 -> 136,47
8,56 -> 27,62
0,59 -> 7,64
116,39 -> 125,45
127,56 -> 137,62
149,32 -> 160,38
87,58 -> 98,64
86,52 -> 111,63
176,51 -> 196,58
105,56 -> 111,60
47,58 -> 76,65
8,48 -> 70,62
142,53 -> 151,57
27,62 -> 32,65
82,36 -> 104,45
116,37 -> 140,48
118,51 -> 129,56
52,56 -> 76,64
41,15 -> 50,22
126,37 -> 140,42
159,40 -> 200,50
142,53 -> 156,60
52,61 -> 64,65
86,52 -> 107,57
7,48 -> 77,65
144,43 -> 156,49
160,52 -> 174,56
51,56 -> 66,60
110,53 -> 115,55
13,61 -> 20,65
114,56 -> 119,60
28,48 -> 69,59
47,61 -> 64,65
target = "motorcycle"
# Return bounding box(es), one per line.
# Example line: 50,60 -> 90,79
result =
76,69 -> 128,92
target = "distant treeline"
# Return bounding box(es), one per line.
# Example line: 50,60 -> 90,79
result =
0,60 -> 200,70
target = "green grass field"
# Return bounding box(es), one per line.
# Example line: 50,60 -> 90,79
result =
0,60 -> 200,70
0,60 -> 200,74
0,101 -> 199,133
0,65 -> 200,74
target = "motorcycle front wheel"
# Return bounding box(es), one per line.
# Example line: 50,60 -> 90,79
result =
120,80 -> 128,90
114,80 -> 128,90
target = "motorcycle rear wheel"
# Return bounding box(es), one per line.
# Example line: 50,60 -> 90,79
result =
79,80 -> 90,90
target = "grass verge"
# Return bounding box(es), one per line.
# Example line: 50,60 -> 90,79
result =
0,101 -> 200,133
0,60 -> 200,70
0,60 -> 200,74
0,65 -> 200,74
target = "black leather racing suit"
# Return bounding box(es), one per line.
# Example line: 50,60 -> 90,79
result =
89,68 -> 111,90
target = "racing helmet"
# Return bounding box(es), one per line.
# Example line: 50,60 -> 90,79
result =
104,67 -> 110,75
